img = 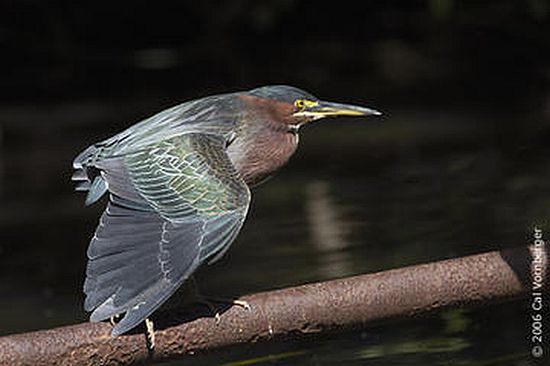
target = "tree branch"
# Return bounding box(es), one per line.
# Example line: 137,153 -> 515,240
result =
0,245 -> 546,366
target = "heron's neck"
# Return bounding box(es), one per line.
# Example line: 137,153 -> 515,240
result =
227,110 -> 298,186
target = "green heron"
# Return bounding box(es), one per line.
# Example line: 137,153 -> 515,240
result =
73,85 -> 381,336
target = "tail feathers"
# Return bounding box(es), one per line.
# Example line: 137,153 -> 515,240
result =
73,145 -> 108,205
85,176 -> 108,206
75,181 -> 91,191
73,145 -> 98,169
72,169 -> 88,181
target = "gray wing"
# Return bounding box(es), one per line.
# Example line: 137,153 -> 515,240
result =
82,133 -> 250,336
96,94 -> 240,157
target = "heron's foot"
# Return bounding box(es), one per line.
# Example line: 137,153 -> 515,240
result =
235,299 -> 251,311
144,318 -> 155,354
215,298 -> 251,311
195,298 -> 222,323
196,297 -> 251,324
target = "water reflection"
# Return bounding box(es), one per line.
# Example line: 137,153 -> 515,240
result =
306,180 -> 353,279
0,105 -> 548,366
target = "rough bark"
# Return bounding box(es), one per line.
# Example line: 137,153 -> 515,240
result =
0,245 -> 546,366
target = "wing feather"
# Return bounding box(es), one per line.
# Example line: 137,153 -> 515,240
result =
82,133 -> 250,336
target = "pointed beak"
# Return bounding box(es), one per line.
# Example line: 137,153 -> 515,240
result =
293,101 -> 382,120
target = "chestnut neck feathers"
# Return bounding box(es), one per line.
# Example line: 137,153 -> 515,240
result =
226,95 -> 300,186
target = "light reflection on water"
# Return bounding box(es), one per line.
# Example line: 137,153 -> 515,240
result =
0,106 -> 548,365
306,180 -> 354,279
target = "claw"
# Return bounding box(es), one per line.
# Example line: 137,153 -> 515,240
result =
109,314 -> 122,326
232,299 -> 251,311
186,278 -> 251,321
196,297 -> 251,323
196,298 -> 222,323
207,297 -> 252,311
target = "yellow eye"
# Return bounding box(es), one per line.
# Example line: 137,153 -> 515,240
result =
294,99 -> 306,109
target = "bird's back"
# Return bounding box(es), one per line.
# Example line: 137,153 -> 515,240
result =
73,93 -> 242,204
83,94 -> 240,161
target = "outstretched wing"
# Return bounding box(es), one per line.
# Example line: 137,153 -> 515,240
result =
83,133 -> 250,336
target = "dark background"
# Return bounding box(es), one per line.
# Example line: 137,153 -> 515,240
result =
2,1 -> 549,106
1,1 -> 549,365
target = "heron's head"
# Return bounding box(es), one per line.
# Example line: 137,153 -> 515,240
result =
244,85 -> 381,131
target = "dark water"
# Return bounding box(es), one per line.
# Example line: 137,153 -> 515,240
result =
1,101 -> 548,365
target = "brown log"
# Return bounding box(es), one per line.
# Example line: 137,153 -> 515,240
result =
0,244 -> 546,366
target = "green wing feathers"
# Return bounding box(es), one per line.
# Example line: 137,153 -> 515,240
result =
126,133 -> 249,219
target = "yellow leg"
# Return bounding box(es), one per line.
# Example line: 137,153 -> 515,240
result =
144,318 -> 155,352
109,314 -> 154,354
